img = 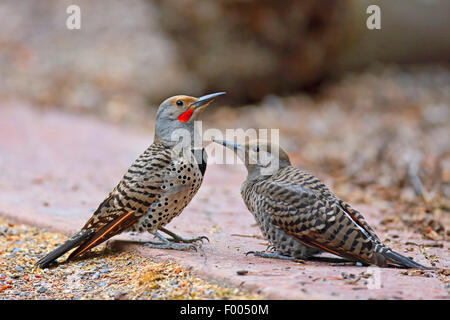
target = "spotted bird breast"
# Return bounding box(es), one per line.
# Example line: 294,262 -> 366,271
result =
130,147 -> 207,233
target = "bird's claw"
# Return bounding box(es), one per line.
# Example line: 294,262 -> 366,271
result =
167,235 -> 209,244
158,227 -> 209,244
144,242 -> 198,252
188,236 -> 209,244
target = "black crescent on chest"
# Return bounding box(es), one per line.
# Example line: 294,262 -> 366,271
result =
191,147 -> 207,176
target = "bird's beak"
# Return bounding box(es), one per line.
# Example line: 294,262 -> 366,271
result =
213,139 -> 246,163
212,139 -> 244,152
190,92 -> 226,110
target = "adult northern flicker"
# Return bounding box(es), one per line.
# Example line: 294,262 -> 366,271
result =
213,139 -> 430,269
36,92 -> 225,268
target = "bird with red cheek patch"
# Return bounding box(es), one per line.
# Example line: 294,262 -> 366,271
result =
36,92 -> 225,268
154,92 -> 226,143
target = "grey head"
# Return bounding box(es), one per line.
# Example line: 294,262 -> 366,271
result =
154,92 -> 226,145
213,138 -> 292,181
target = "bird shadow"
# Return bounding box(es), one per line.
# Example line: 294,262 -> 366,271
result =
108,239 -> 209,265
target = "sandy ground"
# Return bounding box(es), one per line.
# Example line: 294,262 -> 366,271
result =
0,216 -> 261,300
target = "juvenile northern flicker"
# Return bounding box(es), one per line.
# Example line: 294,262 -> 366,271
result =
213,139 -> 430,269
36,92 -> 225,268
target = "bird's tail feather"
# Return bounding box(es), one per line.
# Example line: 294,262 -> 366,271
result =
67,211 -> 138,261
35,229 -> 95,268
380,248 -> 432,270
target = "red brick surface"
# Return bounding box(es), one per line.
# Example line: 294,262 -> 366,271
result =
0,102 -> 448,299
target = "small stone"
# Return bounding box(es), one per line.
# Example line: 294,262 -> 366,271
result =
236,270 -> 248,275
37,287 -> 46,294
15,266 -> 24,272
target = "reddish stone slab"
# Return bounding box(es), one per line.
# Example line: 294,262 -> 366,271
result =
0,101 -> 448,299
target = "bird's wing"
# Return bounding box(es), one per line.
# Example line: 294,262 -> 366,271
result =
252,178 -> 380,264
68,143 -> 174,259
338,200 -> 381,243
68,210 -> 139,260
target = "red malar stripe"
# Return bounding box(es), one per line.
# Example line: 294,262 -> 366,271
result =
178,107 -> 194,122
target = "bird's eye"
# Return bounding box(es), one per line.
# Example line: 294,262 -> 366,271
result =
176,100 -> 184,106
254,146 -> 260,152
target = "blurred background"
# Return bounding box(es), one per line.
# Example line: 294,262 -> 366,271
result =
0,0 -> 449,241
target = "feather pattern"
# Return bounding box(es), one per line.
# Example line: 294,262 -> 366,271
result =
36,142 -> 206,267
242,165 -> 430,269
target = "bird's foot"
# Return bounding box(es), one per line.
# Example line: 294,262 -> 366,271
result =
144,231 -> 199,251
144,241 -> 198,251
158,227 -> 209,244
245,250 -> 295,261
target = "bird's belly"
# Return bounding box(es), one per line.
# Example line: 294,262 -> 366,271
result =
129,158 -> 204,234
130,193 -> 190,233
250,206 -> 319,259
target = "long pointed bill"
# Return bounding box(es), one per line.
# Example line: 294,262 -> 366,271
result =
212,139 -> 246,163
212,139 -> 241,152
190,92 -> 226,109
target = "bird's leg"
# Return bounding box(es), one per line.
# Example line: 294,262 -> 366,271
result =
158,227 -> 209,244
143,231 -> 198,251
246,250 -> 297,261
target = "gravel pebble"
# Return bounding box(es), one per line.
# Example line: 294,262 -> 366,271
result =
37,287 -> 46,293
